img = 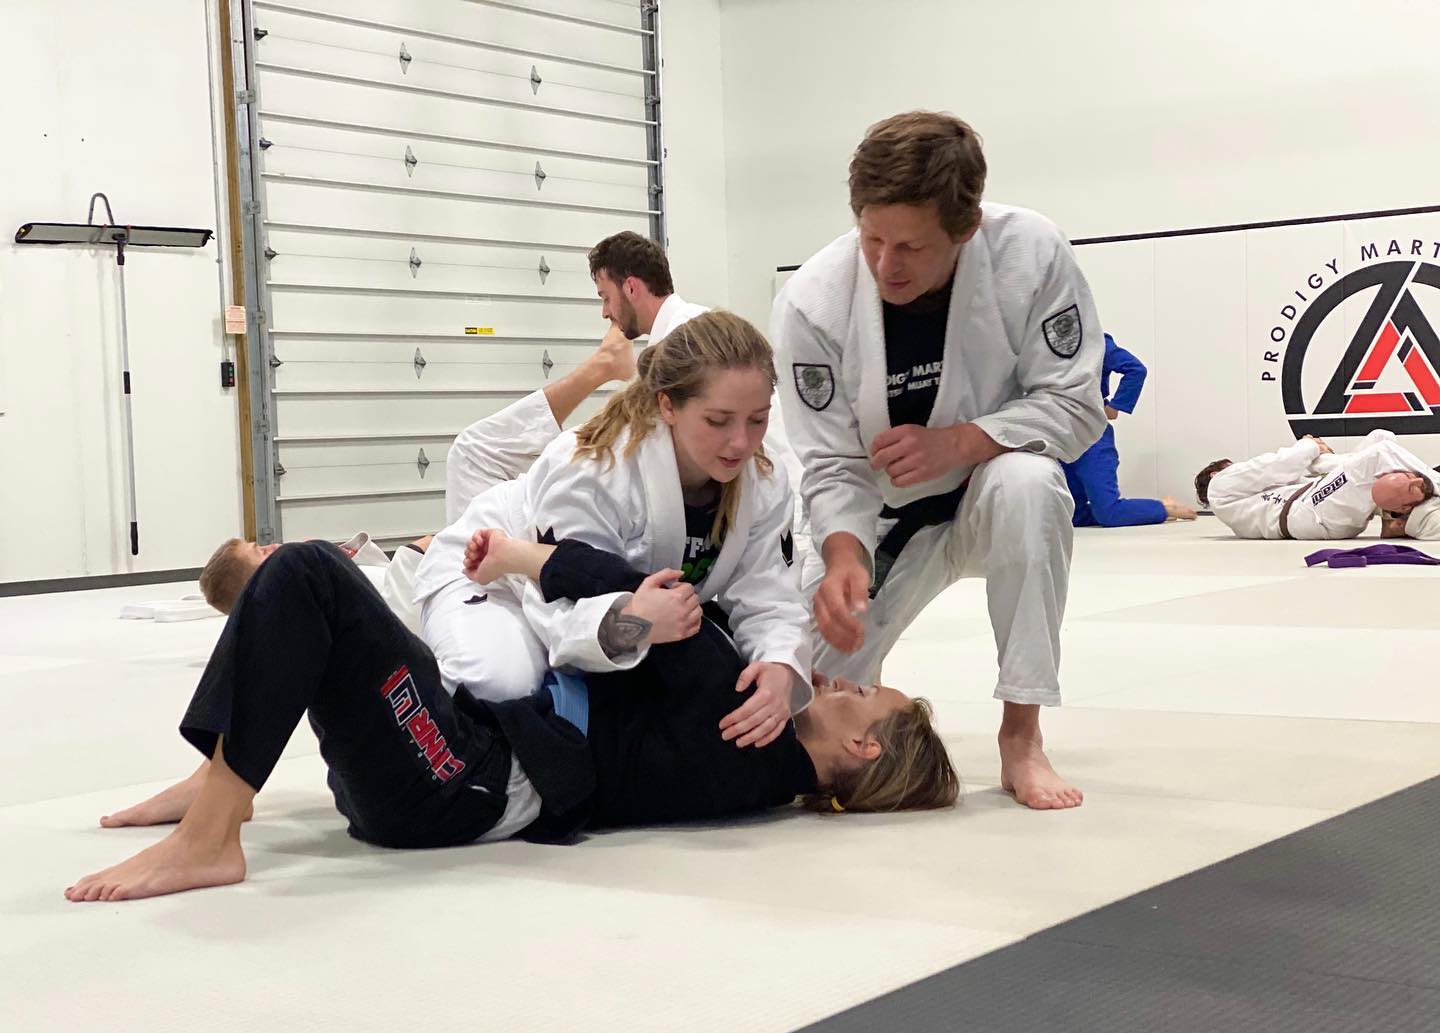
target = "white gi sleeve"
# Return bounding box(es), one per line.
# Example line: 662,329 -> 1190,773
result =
772,295 -> 884,570
519,451 -> 649,673
1348,438 -> 1432,481
715,467 -> 815,714
1208,439 -> 1323,506
970,238 -> 1107,463
380,546 -> 425,636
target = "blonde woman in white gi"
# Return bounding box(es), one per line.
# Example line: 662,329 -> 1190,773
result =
416,310 -> 811,749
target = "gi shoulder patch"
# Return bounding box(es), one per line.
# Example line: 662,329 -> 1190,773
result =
793,363 -> 835,412
1042,304 -> 1083,359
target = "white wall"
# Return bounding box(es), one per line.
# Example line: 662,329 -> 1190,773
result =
709,0 -> 1440,498
0,0 -> 242,581
657,0 -> 731,307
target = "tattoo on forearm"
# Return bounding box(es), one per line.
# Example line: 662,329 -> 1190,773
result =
599,610 -> 652,659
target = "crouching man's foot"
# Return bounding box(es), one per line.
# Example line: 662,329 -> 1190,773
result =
998,704 -> 1083,810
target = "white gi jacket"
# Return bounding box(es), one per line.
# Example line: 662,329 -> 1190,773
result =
1407,498 -> 1440,539
415,422 -> 815,711
647,294 -> 710,343
1209,431 -> 1423,540
338,532 -> 423,635
771,203 -> 1106,567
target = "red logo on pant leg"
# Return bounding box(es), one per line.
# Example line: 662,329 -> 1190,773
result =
378,666 -> 467,783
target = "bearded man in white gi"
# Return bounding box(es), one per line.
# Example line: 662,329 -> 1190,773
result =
772,111 -> 1106,810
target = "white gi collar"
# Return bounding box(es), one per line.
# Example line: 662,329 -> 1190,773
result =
633,421 -> 757,601
850,230 -> 991,445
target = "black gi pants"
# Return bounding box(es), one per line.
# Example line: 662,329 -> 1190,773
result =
179,541 -> 510,848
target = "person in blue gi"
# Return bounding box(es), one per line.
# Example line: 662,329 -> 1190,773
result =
1061,333 -> 1196,527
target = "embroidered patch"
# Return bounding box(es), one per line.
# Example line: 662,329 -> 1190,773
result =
1311,472 -> 1347,506
793,363 -> 835,412
1042,304 -> 1083,359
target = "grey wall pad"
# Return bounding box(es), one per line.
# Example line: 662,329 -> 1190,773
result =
799,776 -> 1440,1033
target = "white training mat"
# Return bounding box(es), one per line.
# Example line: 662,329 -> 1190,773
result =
4,520 -> 1440,1033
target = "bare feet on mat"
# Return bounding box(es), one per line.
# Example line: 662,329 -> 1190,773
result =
999,732 -> 1084,810
65,828 -> 246,902
100,763 -> 252,828
1162,497 -> 1197,521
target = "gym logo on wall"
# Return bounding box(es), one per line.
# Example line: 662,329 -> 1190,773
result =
1265,239 -> 1440,437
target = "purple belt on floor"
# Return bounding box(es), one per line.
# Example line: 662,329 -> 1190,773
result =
1304,544 -> 1440,568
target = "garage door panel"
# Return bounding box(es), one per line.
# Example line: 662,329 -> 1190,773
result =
258,119 -> 650,189
257,69 -> 650,155
277,393 -> 525,438
277,492 -> 446,543
261,177 -> 650,243
256,23 -> 646,120
260,143 -> 649,213
241,0 -> 656,541
275,356 -> 598,393
268,291 -> 603,337
262,0 -> 647,71
278,451 -> 449,498
264,228 -> 595,273
270,336 -> 604,367
266,254 -> 595,302
272,390 -> 608,539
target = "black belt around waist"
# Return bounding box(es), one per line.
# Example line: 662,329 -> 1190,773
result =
1278,481 -> 1315,540
871,480 -> 969,597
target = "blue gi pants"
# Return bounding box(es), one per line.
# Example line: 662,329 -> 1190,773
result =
1062,425 -> 1167,527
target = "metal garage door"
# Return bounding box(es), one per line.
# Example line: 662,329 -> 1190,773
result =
230,0 -> 662,546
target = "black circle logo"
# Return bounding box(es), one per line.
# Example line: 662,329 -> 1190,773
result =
1284,260 -> 1440,437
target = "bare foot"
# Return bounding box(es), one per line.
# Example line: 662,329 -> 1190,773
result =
65,827 -> 246,902
1162,496 -> 1197,521
596,321 -> 637,383
999,732 -> 1084,810
100,765 -> 253,828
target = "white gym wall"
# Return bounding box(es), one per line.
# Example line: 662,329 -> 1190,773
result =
0,0 -> 241,582
713,0 -> 1440,499
7,0 -> 1439,583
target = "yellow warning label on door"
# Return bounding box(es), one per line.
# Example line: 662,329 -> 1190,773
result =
464,327 -> 495,335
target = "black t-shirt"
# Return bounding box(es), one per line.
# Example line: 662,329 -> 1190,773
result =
681,499 -> 722,585
883,278 -> 952,428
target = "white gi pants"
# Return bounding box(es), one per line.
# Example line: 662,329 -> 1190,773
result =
803,452 -> 1073,706
426,391 -> 561,702
445,390 -> 560,523
420,577 -> 551,702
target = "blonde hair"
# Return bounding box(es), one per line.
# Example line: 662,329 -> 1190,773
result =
198,538 -> 252,614
802,698 -> 960,814
573,309 -> 776,539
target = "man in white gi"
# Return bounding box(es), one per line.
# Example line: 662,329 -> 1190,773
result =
772,111 -> 1106,810
1196,431 -> 1437,540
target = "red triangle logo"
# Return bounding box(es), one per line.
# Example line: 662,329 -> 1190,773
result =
1342,320 -> 1440,415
